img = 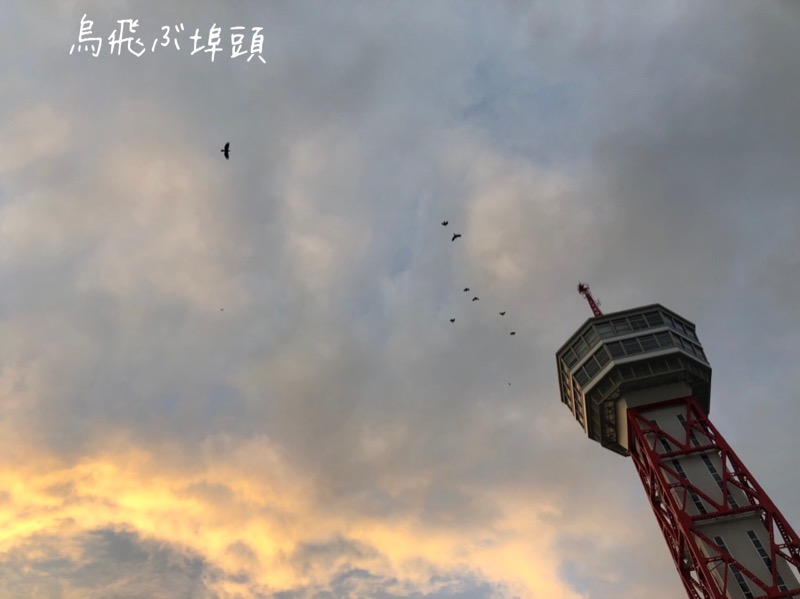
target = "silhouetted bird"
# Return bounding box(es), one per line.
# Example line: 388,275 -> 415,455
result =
221,142 -> 230,159
450,318 -> 455,323
451,233 -> 461,241
463,287 -> 470,292
510,331 -> 516,335
442,221 -> 449,226
499,311 -> 506,316
472,297 -> 479,302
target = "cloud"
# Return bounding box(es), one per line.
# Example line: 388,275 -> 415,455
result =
0,103 -> 72,176
0,437 -> 589,598
1,1 -> 799,597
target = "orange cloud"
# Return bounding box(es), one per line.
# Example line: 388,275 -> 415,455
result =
0,433 -> 589,597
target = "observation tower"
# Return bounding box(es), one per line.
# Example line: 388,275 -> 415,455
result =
556,283 -> 800,598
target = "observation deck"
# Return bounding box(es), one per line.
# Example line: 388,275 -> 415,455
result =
555,304 -> 712,456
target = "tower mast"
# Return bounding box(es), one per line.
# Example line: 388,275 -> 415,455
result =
577,281 -> 603,317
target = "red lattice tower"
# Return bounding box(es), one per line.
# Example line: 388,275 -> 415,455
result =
556,295 -> 800,598
629,396 -> 800,598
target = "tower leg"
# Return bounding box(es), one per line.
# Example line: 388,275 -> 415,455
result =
627,396 -> 800,598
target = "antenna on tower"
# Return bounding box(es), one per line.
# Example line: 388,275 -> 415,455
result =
577,281 -> 603,317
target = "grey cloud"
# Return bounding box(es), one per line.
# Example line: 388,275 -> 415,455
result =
2,1 -> 800,598
290,535 -> 378,578
0,528 -> 216,599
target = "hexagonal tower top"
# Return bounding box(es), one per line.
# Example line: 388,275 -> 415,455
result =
555,304 -> 712,456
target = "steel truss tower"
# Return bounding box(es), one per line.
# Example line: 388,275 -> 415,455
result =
556,291 -> 800,598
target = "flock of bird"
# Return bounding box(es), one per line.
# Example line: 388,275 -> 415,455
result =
440,220 -> 516,339
441,220 -> 517,387
221,141 -> 516,384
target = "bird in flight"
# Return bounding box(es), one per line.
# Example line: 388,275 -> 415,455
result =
472,297 -> 479,302
450,318 -> 455,323
451,233 -> 461,242
510,331 -> 516,335
499,311 -> 506,316
442,221 -> 449,226
463,287 -> 470,292
221,142 -> 230,159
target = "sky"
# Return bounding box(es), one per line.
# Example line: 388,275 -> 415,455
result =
1,1 -> 799,597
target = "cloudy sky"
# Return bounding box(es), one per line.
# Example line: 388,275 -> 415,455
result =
1,1 -> 799,597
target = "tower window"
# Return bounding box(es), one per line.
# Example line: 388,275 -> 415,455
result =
713,536 -> 754,598
612,318 -> 631,334
596,322 -> 614,337
692,343 -> 707,361
649,420 -> 672,453
596,347 -> 610,367
607,342 -> 624,358
583,328 -> 599,346
667,457 -> 708,515
746,530 -> 790,591
622,338 -> 642,355
639,335 -> 659,352
655,332 -> 673,348
677,414 -> 702,447
584,357 -> 600,378
645,312 -> 664,326
700,453 -> 738,508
